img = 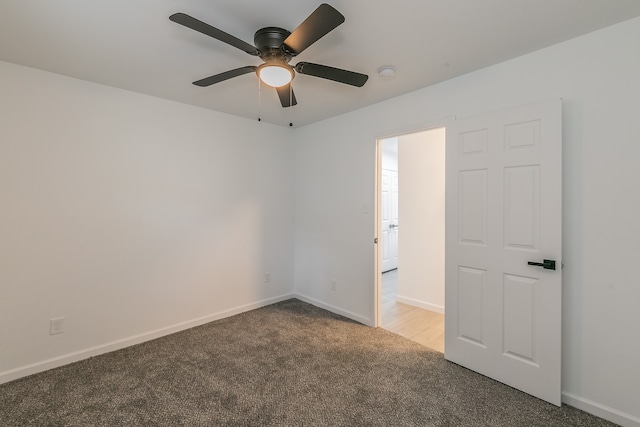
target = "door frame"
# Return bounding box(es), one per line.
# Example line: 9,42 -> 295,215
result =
373,122 -> 450,328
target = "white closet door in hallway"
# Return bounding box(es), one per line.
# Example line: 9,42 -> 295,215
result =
381,169 -> 399,273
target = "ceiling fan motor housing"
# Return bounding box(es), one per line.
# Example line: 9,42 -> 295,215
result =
254,27 -> 292,64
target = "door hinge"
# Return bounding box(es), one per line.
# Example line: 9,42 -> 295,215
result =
374,238 -> 378,244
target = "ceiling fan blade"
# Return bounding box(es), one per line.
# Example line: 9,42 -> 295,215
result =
193,66 -> 257,87
170,13 -> 259,56
283,4 -> 345,55
295,62 -> 368,87
276,84 -> 298,108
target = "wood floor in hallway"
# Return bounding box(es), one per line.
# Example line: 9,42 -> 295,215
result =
380,269 -> 444,353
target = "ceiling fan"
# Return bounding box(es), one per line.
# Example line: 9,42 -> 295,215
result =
169,3 -> 368,108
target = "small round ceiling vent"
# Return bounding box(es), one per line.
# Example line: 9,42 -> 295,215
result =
377,66 -> 397,80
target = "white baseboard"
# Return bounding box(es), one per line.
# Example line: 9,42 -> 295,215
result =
562,391 -> 640,427
0,293 -> 295,385
395,295 -> 444,314
293,293 -> 372,326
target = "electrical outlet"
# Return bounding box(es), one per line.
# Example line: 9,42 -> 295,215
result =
264,272 -> 271,284
50,317 -> 65,335
331,279 -> 337,291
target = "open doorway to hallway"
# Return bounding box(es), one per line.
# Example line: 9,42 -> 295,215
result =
378,128 -> 446,353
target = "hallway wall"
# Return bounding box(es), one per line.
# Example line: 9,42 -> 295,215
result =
397,128 -> 445,313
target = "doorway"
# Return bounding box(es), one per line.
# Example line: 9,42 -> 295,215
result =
377,128 -> 446,352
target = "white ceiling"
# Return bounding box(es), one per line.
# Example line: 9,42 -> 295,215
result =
2,1 -> 640,127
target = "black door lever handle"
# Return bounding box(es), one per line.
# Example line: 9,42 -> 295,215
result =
528,259 -> 556,270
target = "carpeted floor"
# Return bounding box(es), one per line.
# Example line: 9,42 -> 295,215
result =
0,299 -> 615,426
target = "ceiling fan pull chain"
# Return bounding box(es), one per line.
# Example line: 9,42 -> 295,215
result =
258,78 -> 262,122
289,84 -> 293,127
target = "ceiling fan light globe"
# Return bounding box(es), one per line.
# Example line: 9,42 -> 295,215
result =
258,65 -> 293,87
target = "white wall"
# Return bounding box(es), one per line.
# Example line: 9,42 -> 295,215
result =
396,128 -> 445,313
0,61 -> 295,382
293,16 -> 640,426
381,139 -> 398,171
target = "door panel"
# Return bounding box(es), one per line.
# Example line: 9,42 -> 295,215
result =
503,273 -> 538,364
445,100 -> 562,405
459,169 -> 487,245
504,166 -> 539,250
457,266 -> 486,346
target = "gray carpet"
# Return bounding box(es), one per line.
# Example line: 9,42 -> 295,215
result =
0,299 -> 614,426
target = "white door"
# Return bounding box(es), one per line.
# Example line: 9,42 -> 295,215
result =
444,100 -> 562,405
381,169 -> 399,272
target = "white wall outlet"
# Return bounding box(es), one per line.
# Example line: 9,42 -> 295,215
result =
50,317 -> 65,335
331,279 -> 337,291
264,272 -> 271,283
